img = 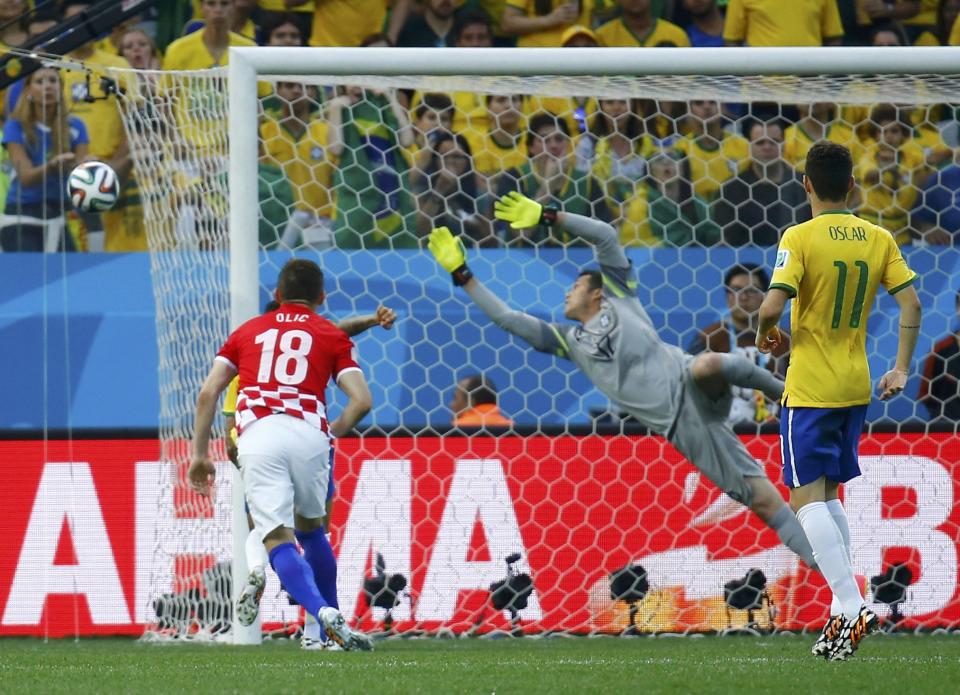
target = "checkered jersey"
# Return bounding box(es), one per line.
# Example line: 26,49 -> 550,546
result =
216,303 -> 360,434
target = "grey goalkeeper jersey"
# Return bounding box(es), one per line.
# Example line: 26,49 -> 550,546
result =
465,213 -> 687,435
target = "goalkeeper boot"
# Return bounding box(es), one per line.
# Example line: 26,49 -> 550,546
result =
812,614 -> 844,658
828,606 -> 879,662
236,565 -> 266,627
319,606 -> 374,652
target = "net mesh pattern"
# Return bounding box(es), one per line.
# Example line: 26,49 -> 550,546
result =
111,64 -> 960,639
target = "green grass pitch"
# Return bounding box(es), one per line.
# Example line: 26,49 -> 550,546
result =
1,634 -> 957,694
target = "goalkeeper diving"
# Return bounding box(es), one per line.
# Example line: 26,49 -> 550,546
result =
428,192 -> 818,570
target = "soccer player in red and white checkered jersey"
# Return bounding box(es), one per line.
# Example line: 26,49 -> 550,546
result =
189,258 -> 374,651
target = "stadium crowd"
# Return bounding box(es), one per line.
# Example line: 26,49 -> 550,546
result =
0,1 -> 957,423
0,1 -> 959,252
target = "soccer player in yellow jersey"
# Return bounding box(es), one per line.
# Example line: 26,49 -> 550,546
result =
756,142 -> 922,662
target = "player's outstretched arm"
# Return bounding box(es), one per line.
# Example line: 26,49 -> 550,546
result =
493,191 -> 629,269
878,284 -> 922,401
189,359 -> 236,496
337,305 -> 397,336
428,226 -> 570,357
330,370 -> 373,438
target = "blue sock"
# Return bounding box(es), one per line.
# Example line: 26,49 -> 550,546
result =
296,528 -> 339,642
296,528 -> 339,609
268,542 -> 327,620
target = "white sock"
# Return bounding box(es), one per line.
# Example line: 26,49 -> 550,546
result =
796,501 -> 863,619
303,611 -> 321,640
245,527 -> 268,573
826,498 -> 853,615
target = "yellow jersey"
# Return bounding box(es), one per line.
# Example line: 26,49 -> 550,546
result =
673,132 -> 750,200
903,0 -> 936,26
310,0 -> 389,47
595,17 -> 691,47
465,130 -> 527,178
162,31 -> 256,151
102,177 -> 147,251
162,28 -> 256,69
411,90 -> 488,139
505,0 -> 594,47
723,0 -> 843,46
952,15 -> 960,45
522,95 -> 596,140
223,375 -> 239,416
782,120 -> 864,172
770,211 -> 916,407
258,0 -> 315,11
63,50 -> 130,159
259,117 -> 335,217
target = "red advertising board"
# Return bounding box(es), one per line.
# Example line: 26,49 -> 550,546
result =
1,434 -> 957,637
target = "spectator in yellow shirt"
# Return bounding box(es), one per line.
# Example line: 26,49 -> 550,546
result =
256,1 -> 315,44
574,98 -> 655,222
596,0 -> 691,46
467,94 -> 527,193
501,0 -> 594,47
913,0 -> 960,45
855,104 -> 934,244
723,0 -> 843,46
164,0 -> 257,69
310,0 -> 412,47
783,103 -> 864,172
61,2 -> 136,252
673,100 -> 749,201
163,0 -> 257,153
189,0 -> 258,40
260,81 -> 336,248
0,0 -> 28,49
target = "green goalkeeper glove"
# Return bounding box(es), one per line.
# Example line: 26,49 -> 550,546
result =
493,191 -> 558,229
428,226 -> 474,286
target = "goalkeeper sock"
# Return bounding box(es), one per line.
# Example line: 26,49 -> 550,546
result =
269,542 -> 327,620
827,498 -> 853,615
245,527 -> 269,574
796,502 -> 863,619
768,504 -> 818,570
718,353 -> 784,402
296,528 -> 339,643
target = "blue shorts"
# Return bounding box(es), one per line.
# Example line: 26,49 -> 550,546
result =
244,444 -> 337,514
780,404 -> 868,488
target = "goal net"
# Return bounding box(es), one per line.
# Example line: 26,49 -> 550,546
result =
111,47 -> 960,641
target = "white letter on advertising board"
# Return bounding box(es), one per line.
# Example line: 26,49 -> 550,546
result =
418,459 -> 541,621
2,463 -> 130,625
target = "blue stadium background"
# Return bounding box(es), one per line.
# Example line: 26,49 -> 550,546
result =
1,247 -> 956,430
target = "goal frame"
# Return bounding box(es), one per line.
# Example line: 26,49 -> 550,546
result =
225,45 -> 960,644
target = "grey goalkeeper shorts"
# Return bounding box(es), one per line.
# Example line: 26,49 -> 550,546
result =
666,364 -> 766,506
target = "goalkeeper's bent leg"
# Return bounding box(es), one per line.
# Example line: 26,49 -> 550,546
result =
747,477 -> 818,570
717,353 -> 784,403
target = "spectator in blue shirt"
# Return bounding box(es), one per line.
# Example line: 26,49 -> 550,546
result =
912,153 -> 960,246
1,67 -> 89,251
683,0 -> 725,48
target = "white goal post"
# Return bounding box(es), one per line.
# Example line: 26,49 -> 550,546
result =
216,46 -> 960,645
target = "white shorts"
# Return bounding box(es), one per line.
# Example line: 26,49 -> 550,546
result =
237,414 -> 330,537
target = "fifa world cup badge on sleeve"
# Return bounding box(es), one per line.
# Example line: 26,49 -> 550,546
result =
775,250 -> 789,269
